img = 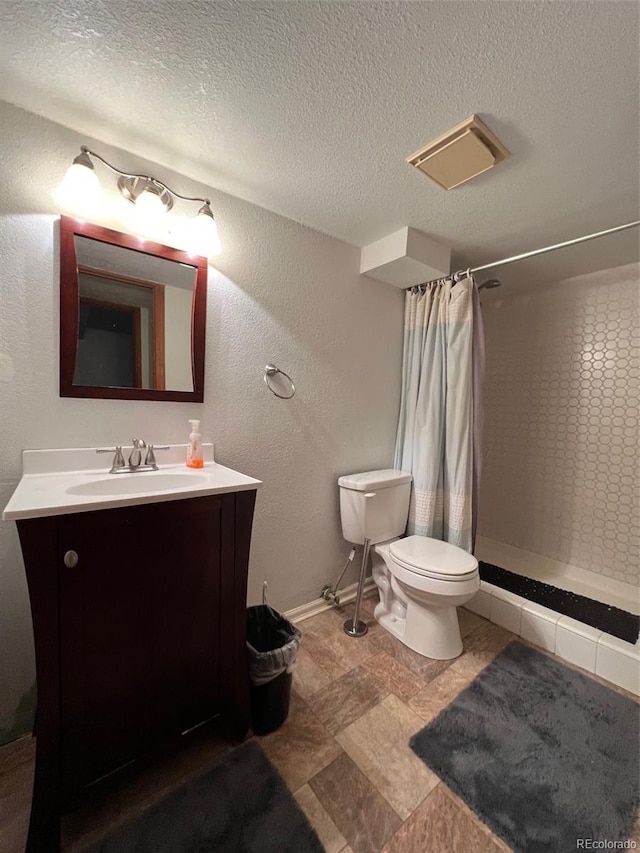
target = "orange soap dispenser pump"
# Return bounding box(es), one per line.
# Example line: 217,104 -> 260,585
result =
186,419 -> 204,469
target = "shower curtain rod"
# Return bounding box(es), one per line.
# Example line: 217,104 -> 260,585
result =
445,219 -> 640,282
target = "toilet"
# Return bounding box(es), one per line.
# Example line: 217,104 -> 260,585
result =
338,469 -> 479,660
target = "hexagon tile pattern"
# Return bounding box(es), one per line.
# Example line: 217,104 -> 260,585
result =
478,263 -> 639,587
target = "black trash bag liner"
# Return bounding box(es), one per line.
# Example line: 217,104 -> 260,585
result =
246,605 -> 301,686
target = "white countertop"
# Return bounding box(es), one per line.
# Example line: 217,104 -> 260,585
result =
2,445 -> 262,521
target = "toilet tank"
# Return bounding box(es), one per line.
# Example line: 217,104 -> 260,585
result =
338,469 -> 412,545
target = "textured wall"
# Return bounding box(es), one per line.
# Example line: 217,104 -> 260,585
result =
0,100 -> 404,738
478,263 -> 639,586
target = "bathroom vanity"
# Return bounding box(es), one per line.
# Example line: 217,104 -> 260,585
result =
3,447 -> 261,852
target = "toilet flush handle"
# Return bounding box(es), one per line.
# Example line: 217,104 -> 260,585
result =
364,492 -> 376,499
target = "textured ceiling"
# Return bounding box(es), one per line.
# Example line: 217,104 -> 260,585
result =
0,0 -> 638,280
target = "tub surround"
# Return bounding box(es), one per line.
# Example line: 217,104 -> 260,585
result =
466,582 -> 640,696
476,536 -> 639,614
480,561 -> 640,643
478,561 -> 639,644
476,265 -> 640,697
479,263 -> 640,590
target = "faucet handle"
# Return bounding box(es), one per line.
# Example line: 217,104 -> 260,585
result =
144,445 -> 170,467
96,446 -> 125,469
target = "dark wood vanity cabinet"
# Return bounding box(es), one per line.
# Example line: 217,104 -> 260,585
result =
17,489 -> 256,852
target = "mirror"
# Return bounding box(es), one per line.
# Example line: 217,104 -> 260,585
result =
60,217 -> 207,401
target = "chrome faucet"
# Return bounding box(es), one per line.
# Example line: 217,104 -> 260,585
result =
96,441 -> 170,474
129,438 -> 147,469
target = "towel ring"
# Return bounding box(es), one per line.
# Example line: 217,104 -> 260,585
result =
264,364 -> 295,399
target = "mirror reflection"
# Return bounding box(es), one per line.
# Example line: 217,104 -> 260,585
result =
72,236 -> 196,392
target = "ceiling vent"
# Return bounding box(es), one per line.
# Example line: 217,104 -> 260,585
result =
406,115 -> 510,190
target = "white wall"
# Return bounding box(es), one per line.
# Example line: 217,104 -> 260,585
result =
0,100 -> 404,739
479,263 -> 640,588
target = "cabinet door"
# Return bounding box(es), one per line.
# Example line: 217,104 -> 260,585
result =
150,494 -> 223,740
59,495 -> 223,791
59,503 -> 156,789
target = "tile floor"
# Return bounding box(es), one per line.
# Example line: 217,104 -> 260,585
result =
1,597 -> 638,853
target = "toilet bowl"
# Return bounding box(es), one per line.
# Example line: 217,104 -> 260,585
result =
338,469 -> 479,660
373,536 -> 479,659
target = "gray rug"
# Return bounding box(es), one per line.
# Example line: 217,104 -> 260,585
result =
87,740 -> 324,852
410,641 -> 639,853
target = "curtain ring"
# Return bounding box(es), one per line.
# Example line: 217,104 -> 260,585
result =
264,364 -> 295,399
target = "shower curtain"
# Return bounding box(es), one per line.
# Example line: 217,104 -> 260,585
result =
393,274 -> 484,552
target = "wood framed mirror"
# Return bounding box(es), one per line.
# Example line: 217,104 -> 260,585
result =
59,217 -> 207,402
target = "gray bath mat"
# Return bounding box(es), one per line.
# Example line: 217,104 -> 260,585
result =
87,740 -> 323,852
410,641 -> 639,853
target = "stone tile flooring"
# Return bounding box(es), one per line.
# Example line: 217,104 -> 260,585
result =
1,596 -> 638,852
262,600 -> 512,853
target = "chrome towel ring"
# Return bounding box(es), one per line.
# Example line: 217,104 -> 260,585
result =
264,364 -> 295,399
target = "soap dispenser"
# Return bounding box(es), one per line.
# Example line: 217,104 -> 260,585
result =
186,419 -> 204,469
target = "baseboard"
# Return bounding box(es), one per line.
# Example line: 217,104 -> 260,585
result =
285,578 -> 377,624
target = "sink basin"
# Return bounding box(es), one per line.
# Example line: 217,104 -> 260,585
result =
66,473 -> 199,496
2,445 -> 262,521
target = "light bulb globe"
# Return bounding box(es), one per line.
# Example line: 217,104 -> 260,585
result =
190,205 -> 222,257
134,189 -> 167,227
57,157 -> 102,213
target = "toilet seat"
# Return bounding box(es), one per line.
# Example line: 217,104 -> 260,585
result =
389,535 -> 478,582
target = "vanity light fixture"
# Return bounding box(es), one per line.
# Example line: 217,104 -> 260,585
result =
60,146 -> 222,256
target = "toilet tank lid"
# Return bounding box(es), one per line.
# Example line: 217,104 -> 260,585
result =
338,469 -> 412,491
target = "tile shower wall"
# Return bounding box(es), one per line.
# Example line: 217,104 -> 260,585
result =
478,262 -> 639,587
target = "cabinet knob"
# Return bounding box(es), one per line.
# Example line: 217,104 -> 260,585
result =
64,550 -> 79,568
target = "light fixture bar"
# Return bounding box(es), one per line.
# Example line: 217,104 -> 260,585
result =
62,146 -> 222,256
79,146 -> 140,179
170,189 -> 212,205
117,175 -> 174,210
79,145 -> 211,206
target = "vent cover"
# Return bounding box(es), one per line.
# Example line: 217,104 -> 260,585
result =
407,115 -> 510,190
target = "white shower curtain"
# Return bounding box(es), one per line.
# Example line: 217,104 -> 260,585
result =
393,274 -> 482,552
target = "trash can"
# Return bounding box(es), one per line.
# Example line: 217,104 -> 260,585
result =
246,603 -> 301,735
